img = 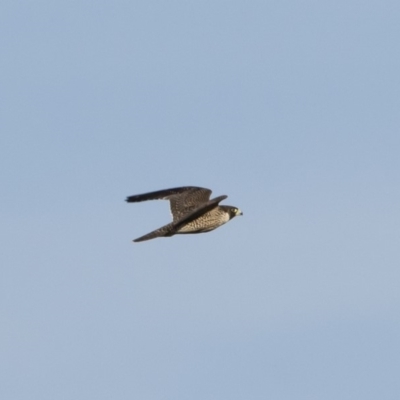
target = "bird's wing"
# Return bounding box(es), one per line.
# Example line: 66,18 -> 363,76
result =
133,222 -> 175,243
169,187 -> 213,221
126,186 -> 212,221
133,195 -> 227,243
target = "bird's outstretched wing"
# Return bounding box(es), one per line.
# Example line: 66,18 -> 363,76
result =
126,186 -> 212,221
133,195 -> 227,242
132,222 -> 176,243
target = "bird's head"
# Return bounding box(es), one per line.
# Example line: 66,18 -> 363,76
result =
226,206 -> 243,219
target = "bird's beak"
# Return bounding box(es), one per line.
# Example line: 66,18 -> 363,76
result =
236,209 -> 243,216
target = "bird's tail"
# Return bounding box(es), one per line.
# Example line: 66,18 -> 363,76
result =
133,222 -> 174,243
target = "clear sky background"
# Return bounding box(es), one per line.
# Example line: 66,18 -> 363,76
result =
1,1 -> 400,399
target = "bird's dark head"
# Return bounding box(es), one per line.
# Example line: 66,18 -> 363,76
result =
222,206 -> 243,219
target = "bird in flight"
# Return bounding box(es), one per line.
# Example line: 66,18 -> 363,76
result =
126,186 -> 243,242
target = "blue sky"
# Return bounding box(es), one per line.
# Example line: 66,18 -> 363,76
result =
1,1 -> 400,399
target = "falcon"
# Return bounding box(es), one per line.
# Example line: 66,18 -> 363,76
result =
126,186 -> 243,242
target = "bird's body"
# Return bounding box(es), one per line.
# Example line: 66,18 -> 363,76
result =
175,207 -> 230,233
126,186 -> 242,242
